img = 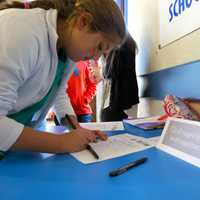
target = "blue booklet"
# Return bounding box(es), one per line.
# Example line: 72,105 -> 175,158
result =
134,121 -> 165,130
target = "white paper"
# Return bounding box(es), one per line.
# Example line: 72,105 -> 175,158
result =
71,133 -> 159,164
80,121 -> 124,131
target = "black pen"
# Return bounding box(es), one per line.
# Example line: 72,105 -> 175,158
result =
87,144 -> 99,159
109,157 -> 148,177
65,114 -> 77,129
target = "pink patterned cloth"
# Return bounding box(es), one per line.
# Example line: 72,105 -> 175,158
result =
162,95 -> 200,121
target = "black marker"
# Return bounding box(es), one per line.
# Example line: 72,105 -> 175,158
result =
87,144 -> 99,159
109,157 -> 148,177
65,114 -> 77,129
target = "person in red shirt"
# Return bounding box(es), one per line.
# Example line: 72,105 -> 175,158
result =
67,60 -> 102,123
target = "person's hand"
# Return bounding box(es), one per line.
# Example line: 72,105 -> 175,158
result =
59,128 -> 107,153
92,129 -> 108,141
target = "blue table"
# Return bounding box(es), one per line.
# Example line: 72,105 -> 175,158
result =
0,125 -> 200,200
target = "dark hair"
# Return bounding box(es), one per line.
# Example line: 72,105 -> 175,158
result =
0,0 -> 126,43
104,32 -> 138,79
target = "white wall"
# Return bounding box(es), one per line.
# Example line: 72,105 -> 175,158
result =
127,0 -> 200,74
127,0 -> 159,75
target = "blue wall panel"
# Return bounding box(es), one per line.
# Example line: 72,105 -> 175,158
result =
141,61 -> 200,100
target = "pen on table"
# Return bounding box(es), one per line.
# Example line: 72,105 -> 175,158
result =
109,157 -> 148,177
65,114 -> 99,159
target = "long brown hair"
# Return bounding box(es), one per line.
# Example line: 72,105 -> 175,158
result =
0,0 -> 126,43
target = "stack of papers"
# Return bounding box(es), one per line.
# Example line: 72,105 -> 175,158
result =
80,121 -> 124,131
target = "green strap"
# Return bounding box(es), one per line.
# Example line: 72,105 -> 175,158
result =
8,60 -> 66,126
0,151 -> 4,160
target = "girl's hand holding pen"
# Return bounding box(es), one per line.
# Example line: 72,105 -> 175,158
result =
60,128 -> 107,153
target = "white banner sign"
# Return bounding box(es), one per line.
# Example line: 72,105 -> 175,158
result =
159,0 -> 200,47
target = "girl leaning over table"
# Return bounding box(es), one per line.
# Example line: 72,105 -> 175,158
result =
0,0 -> 126,154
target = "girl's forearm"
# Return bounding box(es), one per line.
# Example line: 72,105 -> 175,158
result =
11,127 -> 63,153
